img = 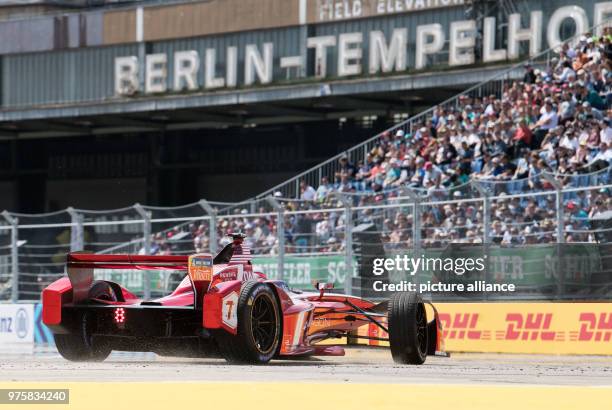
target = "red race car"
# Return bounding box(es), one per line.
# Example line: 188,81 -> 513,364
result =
42,233 -> 447,364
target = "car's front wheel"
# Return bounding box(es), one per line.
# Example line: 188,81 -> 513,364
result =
387,292 -> 428,365
215,281 -> 281,364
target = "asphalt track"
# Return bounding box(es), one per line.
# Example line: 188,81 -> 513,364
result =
1,346 -> 611,385
1,346 -> 611,410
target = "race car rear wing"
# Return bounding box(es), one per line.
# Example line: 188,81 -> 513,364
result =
66,253 -> 189,303
67,253 -> 189,267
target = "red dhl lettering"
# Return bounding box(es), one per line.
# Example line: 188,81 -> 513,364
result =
502,313 -> 556,341
578,312 -> 612,342
439,313 -> 484,340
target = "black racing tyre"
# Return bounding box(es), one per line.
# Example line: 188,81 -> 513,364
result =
387,292 -> 428,365
54,281 -> 115,362
215,281 -> 281,364
54,311 -> 111,362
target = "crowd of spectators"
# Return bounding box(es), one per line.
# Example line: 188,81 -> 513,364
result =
311,34 -> 612,197
150,203 -> 347,256
298,30 -> 612,247
143,31 -> 612,256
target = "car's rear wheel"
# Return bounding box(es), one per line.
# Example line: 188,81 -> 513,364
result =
215,281 -> 281,364
54,281 -> 114,362
387,292 -> 428,365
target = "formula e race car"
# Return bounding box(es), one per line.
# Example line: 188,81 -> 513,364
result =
42,233 -> 447,364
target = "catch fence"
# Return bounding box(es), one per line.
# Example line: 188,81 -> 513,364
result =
1,179 -> 610,302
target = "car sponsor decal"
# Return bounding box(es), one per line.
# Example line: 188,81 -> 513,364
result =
222,291 -> 239,330
188,254 -> 213,282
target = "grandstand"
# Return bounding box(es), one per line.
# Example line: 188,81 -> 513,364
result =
1,3 -> 612,303
144,25 -> 612,253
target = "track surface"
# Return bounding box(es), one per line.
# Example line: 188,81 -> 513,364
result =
1,346 -> 610,385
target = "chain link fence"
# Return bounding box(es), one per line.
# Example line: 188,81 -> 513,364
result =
1,178 -> 610,302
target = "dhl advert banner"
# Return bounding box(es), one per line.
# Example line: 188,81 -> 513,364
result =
357,303 -> 612,355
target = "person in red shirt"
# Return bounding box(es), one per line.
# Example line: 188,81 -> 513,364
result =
514,119 -> 533,150
368,160 -> 383,180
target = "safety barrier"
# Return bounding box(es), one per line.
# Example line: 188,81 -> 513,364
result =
358,302 -> 612,355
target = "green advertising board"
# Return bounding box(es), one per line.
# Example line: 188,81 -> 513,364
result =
253,255 -> 352,289
94,256 -> 353,293
94,269 -> 167,295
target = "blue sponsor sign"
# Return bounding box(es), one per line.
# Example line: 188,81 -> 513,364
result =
34,304 -> 55,345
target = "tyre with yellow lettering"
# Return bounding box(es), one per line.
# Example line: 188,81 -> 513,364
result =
215,281 -> 281,364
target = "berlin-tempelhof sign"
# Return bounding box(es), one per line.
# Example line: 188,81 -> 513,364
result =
114,2 -> 612,96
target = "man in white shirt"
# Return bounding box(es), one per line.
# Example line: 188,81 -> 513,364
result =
314,176 -> 331,202
591,142 -> 612,164
533,100 -> 558,148
315,218 -> 331,242
300,180 -> 316,201
422,162 -> 441,187
557,64 -> 576,82
557,91 -> 575,120
560,132 -> 579,151
537,100 -> 559,131
600,120 -> 612,145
